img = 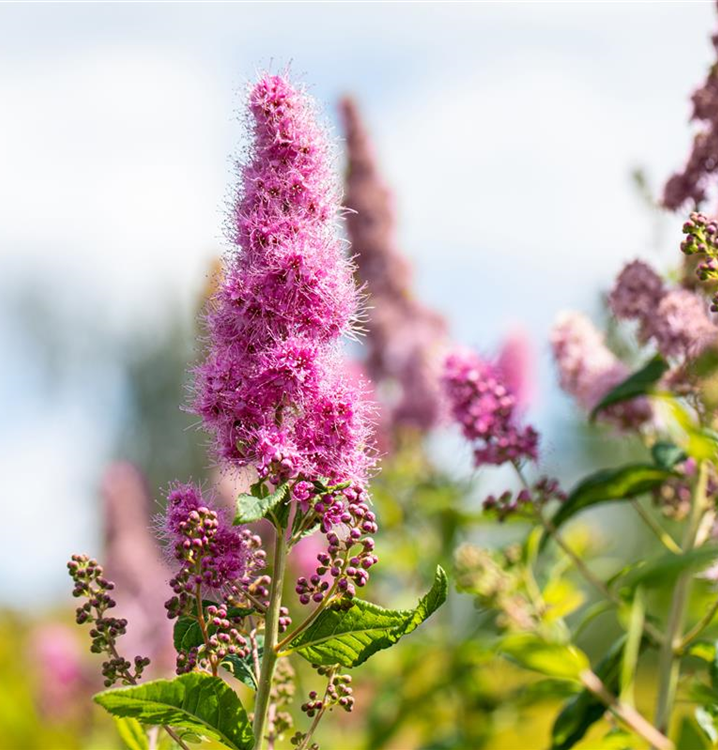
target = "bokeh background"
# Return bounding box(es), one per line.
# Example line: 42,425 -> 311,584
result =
1,3 -> 715,749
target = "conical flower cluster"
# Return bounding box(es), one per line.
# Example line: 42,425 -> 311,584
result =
193,75 -> 375,490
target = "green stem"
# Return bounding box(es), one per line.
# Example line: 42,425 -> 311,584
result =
631,500 -> 681,554
252,521 -> 288,750
195,584 -> 217,678
296,667 -> 337,750
679,596 -> 718,652
654,460 -> 708,739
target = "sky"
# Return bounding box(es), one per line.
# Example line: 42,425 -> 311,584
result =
0,1 -> 715,604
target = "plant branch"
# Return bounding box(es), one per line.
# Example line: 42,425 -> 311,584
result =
580,670 -> 673,750
679,596 -> 718,652
296,667 -> 338,750
194,584 -> 218,678
654,460 -> 709,737
252,521 -> 288,750
632,500 -> 681,554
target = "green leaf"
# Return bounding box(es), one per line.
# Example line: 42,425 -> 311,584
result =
551,638 -> 627,750
283,566 -> 447,667
233,481 -> 289,525
622,545 -> 718,589
696,707 -> 718,746
590,355 -> 668,421
173,617 -> 203,652
499,634 -> 589,682
94,673 -> 253,750
114,717 -> 149,750
652,441 -> 688,471
687,640 -> 717,664
543,464 -> 674,548
677,716 -> 712,750
221,636 -> 263,690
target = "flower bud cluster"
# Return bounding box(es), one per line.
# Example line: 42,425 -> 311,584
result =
483,476 -> 566,521
294,496 -> 378,606
163,484 -> 261,617
175,604 -> 251,676
652,457 -> 718,521
454,544 -> 535,631
682,212 -> 718,311
301,669 -> 354,718
67,554 -> 150,687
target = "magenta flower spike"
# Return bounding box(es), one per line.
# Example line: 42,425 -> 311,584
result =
341,96 -> 448,437
193,74 -> 375,491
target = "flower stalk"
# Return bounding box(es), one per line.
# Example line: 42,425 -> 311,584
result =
654,460 -> 709,738
252,521 -> 288,750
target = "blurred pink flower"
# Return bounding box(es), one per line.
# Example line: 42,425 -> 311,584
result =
102,462 -> 174,675
551,311 -> 652,429
341,96 -> 448,440
497,328 -> 536,411
29,624 -> 85,720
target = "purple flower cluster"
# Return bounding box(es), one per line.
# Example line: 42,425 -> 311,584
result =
442,348 -> 539,468
550,312 -> 652,429
163,483 -> 262,598
193,75 -> 375,490
664,20 -> 718,210
609,257 -> 718,360
608,260 -> 666,340
341,96 -> 448,438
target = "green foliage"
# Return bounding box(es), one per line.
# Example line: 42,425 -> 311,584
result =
283,566 -> 447,667
498,634 -> 589,682
114,717 -> 149,750
622,545 -> 718,589
590,355 -> 668,421
651,441 -> 688,470
222,636 -> 264,690
94,674 -> 253,750
233,481 -> 290,525
544,463 -> 674,545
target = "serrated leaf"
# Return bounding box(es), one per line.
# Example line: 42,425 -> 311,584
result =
94,673 -> 253,750
500,634 -> 589,682
233,482 -> 289,525
115,717 -> 149,750
221,636 -> 263,690
590,355 -> 668,421
551,638 -> 627,750
622,545 -> 718,589
283,566 -> 447,667
652,441 -> 688,471
543,464 -> 674,548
